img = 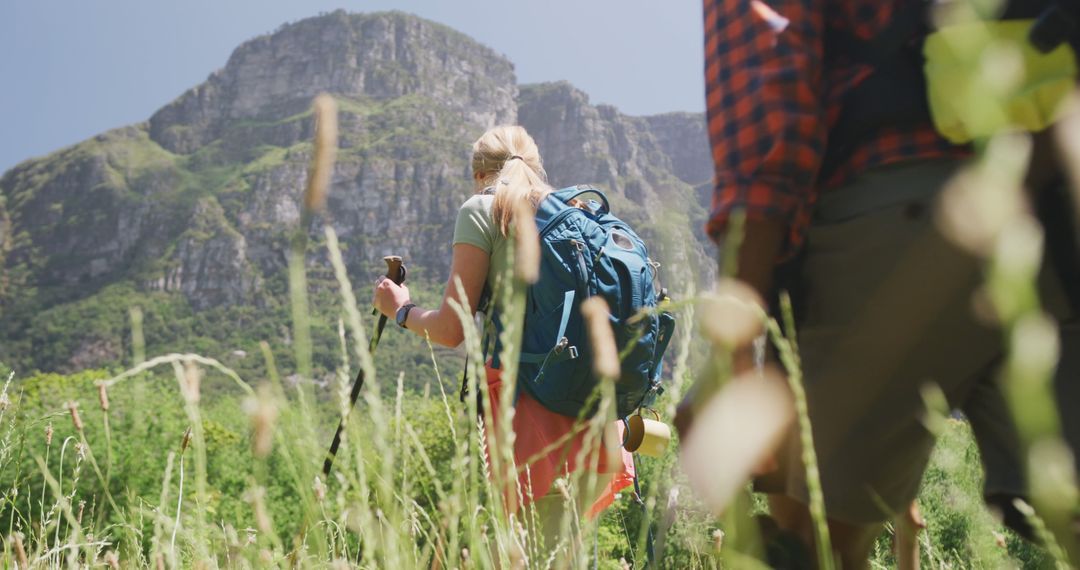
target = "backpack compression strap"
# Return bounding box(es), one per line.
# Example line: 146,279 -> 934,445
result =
521,290 -> 580,381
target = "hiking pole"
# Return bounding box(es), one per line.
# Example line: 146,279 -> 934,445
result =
322,255 -> 406,476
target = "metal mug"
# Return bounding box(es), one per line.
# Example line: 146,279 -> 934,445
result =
622,410 -> 671,458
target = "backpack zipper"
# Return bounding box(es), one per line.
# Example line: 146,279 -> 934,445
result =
538,207 -> 582,238
571,239 -> 588,278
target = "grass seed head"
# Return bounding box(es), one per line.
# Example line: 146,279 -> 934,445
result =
700,278 -> 765,349
679,365 -> 794,515
105,550 -> 120,569
313,476 -> 326,502
512,197 -> 540,283
994,215 -> 1044,284
553,477 -> 572,501
97,382 -> 110,411
11,532 -> 27,569
666,487 -> 680,514
66,401 -> 83,431
1028,438 -> 1079,508
712,528 -> 725,552
993,530 -> 1007,548
509,539 -> 526,570
603,420 -> 622,469
45,422 -> 53,446
246,487 -> 273,534
1011,312 -> 1060,380
580,297 -> 620,380
936,134 -> 1030,257
181,426 -> 193,453
304,93 -> 339,215
243,387 -> 278,458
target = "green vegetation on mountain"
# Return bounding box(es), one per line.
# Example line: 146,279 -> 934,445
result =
0,12 -> 712,378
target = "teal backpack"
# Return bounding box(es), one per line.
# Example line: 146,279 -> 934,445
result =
477,185 -> 677,419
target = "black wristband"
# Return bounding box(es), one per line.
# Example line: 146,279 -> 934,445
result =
396,303 -> 416,329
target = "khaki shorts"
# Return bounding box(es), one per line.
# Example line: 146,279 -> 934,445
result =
756,159 -> 1079,524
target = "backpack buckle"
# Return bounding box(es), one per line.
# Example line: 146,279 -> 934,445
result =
553,337 -> 579,360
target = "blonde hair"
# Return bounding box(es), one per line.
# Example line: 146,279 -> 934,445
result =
471,125 -> 552,236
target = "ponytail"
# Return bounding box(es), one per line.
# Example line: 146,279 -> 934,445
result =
471,125 -> 552,236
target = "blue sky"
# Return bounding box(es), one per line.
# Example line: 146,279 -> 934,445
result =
0,1 -> 704,173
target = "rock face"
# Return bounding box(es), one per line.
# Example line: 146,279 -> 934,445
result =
518,82 -> 715,287
0,10 -> 715,373
644,113 -> 713,189
149,11 -> 516,154
156,197 -> 260,310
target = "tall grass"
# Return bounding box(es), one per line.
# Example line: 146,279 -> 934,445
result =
0,86 -> 1076,570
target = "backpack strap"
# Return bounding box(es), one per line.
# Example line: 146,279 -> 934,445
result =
520,289 -> 581,381
553,290 -> 576,346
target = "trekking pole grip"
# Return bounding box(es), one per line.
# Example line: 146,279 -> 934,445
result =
384,255 -> 406,285
371,255 -> 407,316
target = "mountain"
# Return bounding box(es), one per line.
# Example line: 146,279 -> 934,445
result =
0,10 -> 714,376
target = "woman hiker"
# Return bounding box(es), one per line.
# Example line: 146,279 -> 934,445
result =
371,124 -> 635,558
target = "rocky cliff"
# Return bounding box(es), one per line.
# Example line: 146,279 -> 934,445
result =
518,82 -> 713,287
0,10 -> 714,374
148,11 -> 517,154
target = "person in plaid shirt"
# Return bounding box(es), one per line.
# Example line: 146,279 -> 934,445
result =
704,0 -> 961,256
688,0 -> 1080,566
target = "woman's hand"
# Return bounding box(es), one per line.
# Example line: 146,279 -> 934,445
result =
371,244 -> 488,347
372,275 -> 411,319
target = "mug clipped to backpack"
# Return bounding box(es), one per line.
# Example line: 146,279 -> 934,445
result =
622,409 -> 672,458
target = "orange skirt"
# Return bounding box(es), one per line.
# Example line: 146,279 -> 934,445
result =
484,365 -> 635,518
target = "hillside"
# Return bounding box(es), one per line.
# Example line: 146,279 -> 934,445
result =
0,10 -> 714,377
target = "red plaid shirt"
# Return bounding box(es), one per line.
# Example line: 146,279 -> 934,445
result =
704,0 -> 963,256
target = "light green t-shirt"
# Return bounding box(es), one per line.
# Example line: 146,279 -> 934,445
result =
451,193 -> 509,303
